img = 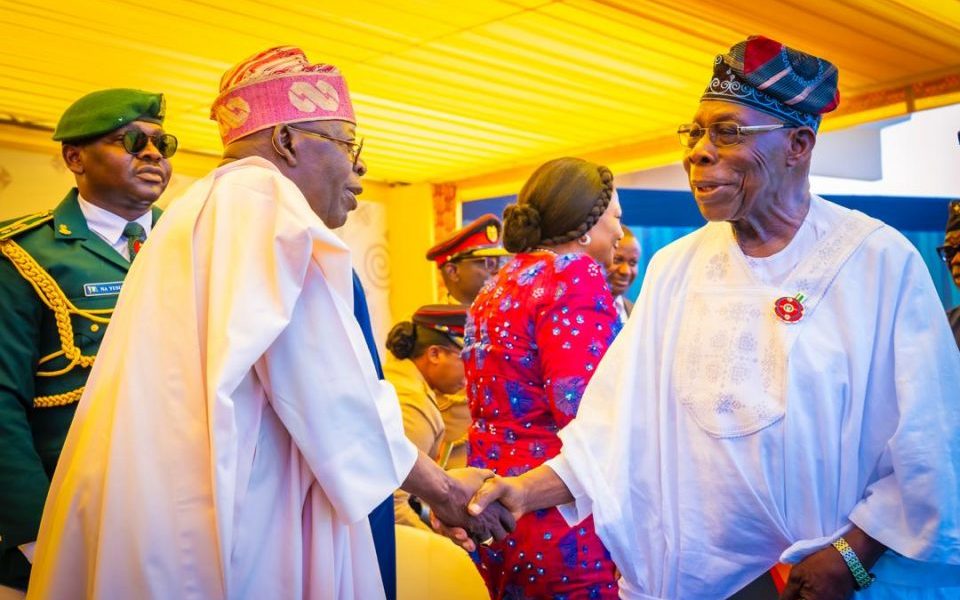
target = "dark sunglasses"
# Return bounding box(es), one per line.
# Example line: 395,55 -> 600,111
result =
122,130 -> 178,158
936,244 -> 959,263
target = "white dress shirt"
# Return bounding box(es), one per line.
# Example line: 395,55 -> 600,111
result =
76,195 -> 152,260
613,295 -> 629,324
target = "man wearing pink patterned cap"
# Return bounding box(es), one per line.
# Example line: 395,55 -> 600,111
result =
26,47 -> 512,599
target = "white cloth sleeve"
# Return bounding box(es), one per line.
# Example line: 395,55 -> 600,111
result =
845,250 -> 960,565
544,454 -> 592,526
203,178 -> 416,526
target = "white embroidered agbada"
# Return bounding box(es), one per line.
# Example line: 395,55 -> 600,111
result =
546,196 -> 960,599
27,157 -> 418,600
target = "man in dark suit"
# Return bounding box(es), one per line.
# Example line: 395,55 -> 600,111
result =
606,224 -> 641,323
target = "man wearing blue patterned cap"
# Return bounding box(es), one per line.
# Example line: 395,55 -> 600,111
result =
0,88 -> 174,592
456,36 -> 960,599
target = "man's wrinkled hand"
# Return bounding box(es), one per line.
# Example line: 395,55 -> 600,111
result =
468,474 -> 525,520
432,473 -> 528,551
780,545 -> 855,600
428,468 -> 516,551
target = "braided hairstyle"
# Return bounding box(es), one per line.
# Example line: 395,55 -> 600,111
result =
385,321 -> 459,360
502,157 -> 614,253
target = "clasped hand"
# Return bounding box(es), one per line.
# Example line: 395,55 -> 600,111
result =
426,468 -> 516,548
431,471 -> 525,551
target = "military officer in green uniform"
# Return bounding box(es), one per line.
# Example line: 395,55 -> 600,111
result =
0,89 -> 176,590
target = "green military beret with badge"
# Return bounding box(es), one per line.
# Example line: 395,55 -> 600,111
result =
52,88 -> 166,143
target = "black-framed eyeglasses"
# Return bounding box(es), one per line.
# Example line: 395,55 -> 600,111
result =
677,121 -> 797,148
936,244 -> 960,263
121,130 -> 178,158
287,125 -> 364,168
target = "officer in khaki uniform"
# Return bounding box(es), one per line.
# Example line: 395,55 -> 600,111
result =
426,215 -> 511,468
0,89 -> 175,590
384,305 -> 468,530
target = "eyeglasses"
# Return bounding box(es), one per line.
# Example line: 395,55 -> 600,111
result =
121,130 -> 178,158
677,121 -> 796,148
456,256 -> 506,272
287,125 -> 364,168
936,244 -> 960,263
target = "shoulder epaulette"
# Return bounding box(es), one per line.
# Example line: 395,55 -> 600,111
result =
0,210 -> 54,241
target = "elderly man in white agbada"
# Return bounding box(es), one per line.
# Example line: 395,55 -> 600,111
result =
448,36 -> 960,600
26,46 -> 513,600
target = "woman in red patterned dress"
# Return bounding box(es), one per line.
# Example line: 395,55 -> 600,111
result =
464,157 -> 624,599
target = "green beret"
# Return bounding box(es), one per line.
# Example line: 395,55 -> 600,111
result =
53,88 -> 166,142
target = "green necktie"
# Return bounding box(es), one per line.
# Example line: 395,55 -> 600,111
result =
123,221 -> 146,261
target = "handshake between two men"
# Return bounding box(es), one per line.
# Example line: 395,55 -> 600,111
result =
402,454 -> 573,551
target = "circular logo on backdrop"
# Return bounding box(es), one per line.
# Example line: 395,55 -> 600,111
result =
288,79 -> 340,113
365,243 -> 391,290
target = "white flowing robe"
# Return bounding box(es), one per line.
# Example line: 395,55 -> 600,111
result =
547,196 -> 960,599
27,157 -> 417,600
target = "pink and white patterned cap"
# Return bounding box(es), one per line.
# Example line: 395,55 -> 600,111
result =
210,46 -> 356,145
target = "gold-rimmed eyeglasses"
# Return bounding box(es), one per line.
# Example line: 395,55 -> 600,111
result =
454,256 -> 507,272
677,121 -> 796,148
287,125 -> 364,168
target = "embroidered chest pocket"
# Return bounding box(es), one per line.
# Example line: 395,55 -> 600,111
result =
672,286 -> 798,438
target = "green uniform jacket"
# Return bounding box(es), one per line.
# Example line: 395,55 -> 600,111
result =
0,189 -> 160,589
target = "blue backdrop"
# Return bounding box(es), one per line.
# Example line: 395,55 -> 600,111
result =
463,190 -> 960,310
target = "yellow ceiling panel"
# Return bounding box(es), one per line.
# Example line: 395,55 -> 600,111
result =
0,0 -> 957,186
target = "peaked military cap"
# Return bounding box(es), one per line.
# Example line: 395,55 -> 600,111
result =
412,304 -> 468,347
53,88 -> 166,142
426,213 -> 510,267
947,200 -> 960,235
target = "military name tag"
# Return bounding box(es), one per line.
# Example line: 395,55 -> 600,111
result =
83,281 -> 123,297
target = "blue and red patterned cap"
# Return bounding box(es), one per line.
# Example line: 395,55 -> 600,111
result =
701,35 -> 839,131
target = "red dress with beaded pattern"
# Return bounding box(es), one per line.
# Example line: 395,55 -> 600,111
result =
464,251 -> 620,600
